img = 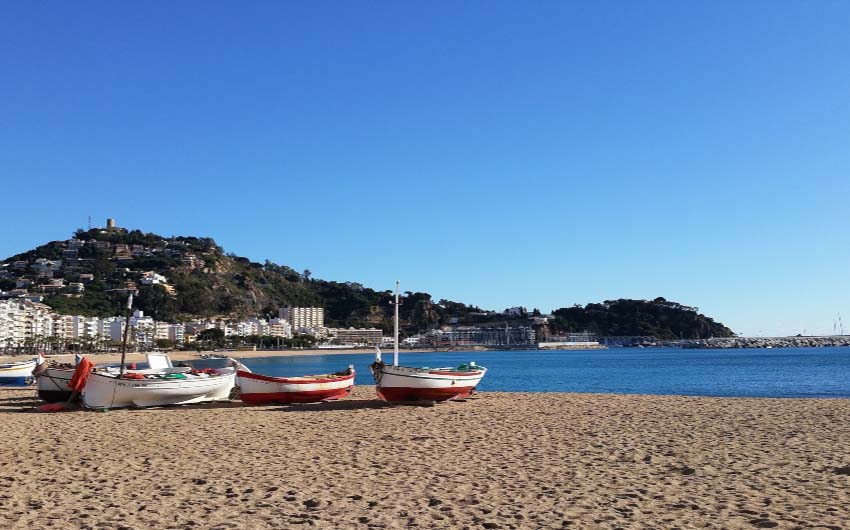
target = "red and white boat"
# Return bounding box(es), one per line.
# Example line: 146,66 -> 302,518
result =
371,362 -> 486,402
370,282 -> 487,403
237,366 -> 355,405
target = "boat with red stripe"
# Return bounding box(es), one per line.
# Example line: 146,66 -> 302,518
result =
370,281 -> 487,403
237,366 -> 355,405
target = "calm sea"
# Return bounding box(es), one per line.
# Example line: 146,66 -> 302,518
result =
235,346 -> 850,398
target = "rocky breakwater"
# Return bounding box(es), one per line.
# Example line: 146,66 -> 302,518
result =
684,336 -> 850,349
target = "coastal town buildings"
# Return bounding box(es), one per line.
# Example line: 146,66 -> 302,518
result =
0,298 -> 54,349
424,325 -> 536,347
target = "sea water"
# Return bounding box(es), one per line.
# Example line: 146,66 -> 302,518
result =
236,346 -> 850,398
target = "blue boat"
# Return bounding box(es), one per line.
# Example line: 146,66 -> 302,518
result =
0,358 -> 38,386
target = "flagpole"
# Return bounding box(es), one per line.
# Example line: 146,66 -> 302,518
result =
393,281 -> 399,366
118,294 -> 133,377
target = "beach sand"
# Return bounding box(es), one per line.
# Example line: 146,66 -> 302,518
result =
0,388 -> 848,529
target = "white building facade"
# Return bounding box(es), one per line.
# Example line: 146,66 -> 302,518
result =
279,307 -> 324,332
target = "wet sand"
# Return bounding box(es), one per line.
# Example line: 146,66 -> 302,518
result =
1,387 -> 848,529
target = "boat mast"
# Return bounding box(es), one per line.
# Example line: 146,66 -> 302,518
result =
394,280 -> 400,366
118,293 -> 133,377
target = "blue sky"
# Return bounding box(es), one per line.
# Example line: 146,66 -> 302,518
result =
2,2 -> 848,336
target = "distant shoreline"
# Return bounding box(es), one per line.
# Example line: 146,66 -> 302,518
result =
1,344 -> 604,364
0,347 -> 495,364
3,339 -> 849,364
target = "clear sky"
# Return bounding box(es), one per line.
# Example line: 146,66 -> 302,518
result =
2,2 -> 849,336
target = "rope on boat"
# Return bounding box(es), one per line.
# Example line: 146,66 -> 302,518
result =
41,373 -> 68,391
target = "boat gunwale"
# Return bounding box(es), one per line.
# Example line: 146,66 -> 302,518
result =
0,359 -> 37,371
237,369 -> 355,385
86,370 -> 234,386
376,364 -> 487,378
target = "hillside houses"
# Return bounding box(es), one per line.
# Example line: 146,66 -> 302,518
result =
0,219 -> 209,303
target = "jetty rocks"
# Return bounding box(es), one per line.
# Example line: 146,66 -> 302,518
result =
684,336 -> 850,349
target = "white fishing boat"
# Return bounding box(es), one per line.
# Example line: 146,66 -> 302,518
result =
370,361 -> 486,402
36,353 -> 187,403
0,357 -> 39,386
370,282 -> 487,403
81,367 -> 236,409
35,366 -> 74,402
80,294 -> 237,409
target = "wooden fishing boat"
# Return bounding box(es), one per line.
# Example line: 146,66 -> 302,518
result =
237,366 -> 355,405
370,361 -> 486,402
36,366 -> 74,402
79,295 -> 238,409
370,282 -> 487,403
36,353 -> 185,403
81,367 -> 236,409
0,358 -> 39,386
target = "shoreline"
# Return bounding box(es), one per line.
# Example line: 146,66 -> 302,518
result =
0,346 -> 553,364
3,342 -> 850,364
0,347 -> 455,364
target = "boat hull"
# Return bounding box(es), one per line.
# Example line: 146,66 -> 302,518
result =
82,369 -> 236,409
35,354 -> 195,403
0,359 -> 37,386
371,363 -> 486,403
237,369 -> 355,405
36,367 -> 74,402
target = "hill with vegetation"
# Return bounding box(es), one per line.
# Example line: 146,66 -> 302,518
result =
548,298 -> 733,340
0,226 -> 734,339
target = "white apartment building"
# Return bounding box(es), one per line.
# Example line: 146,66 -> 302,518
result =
72,315 -> 101,339
168,324 -> 185,345
31,303 -> 54,338
240,318 -> 273,337
32,259 -> 62,275
0,299 -> 54,348
154,322 -> 171,341
107,319 -> 125,343
232,320 -> 258,337
52,314 -> 75,340
140,271 -> 168,285
96,317 -> 120,342
279,306 -> 324,332
328,327 -> 383,346
130,310 -> 156,347
269,318 -> 292,338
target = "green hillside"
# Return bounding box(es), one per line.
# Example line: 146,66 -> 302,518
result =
0,227 -> 734,339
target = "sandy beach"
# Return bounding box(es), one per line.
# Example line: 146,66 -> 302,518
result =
1,388 -> 848,530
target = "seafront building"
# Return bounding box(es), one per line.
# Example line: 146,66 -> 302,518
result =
279,306 -> 324,332
424,325 -> 536,347
268,318 -> 293,338
328,327 -> 383,346
0,298 -> 54,350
